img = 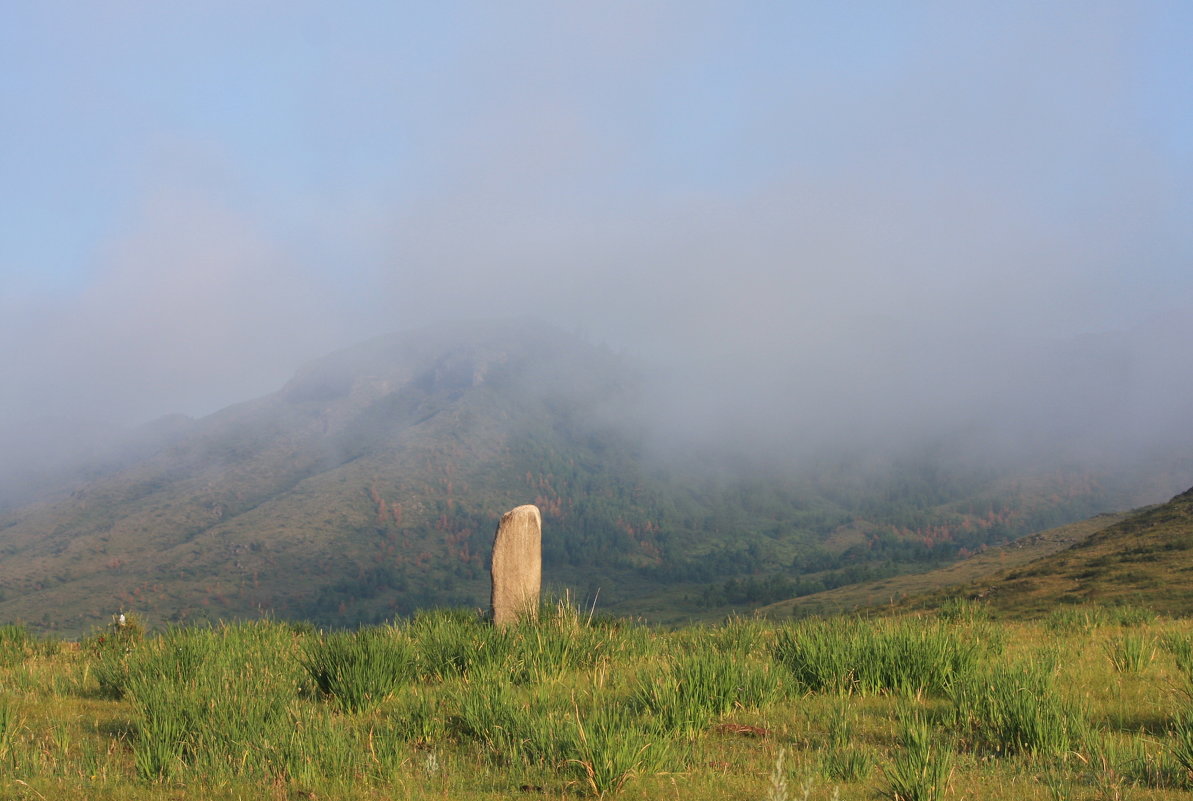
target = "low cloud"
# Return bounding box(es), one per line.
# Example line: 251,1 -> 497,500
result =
2,2 -> 1191,502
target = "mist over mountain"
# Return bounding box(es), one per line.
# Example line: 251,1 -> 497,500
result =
6,308 -> 1190,516
0,319 -> 1189,634
4,4 -> 1190,635
0,320 -> 638,629
5,6 -> 1191,544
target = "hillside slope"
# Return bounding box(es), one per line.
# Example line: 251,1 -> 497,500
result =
761,485 -> 1193,620
756,510 -> 1134,618
973,485 -> 1193,616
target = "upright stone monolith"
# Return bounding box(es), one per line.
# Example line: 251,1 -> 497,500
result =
490,504 -> 542,627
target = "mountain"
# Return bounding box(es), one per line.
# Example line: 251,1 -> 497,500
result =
0,319 -> 1187,634
0,319 -> 645,631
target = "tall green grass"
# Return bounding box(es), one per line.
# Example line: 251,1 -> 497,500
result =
1169,712 -> 1193,789
817,702 -> 874,782
948,656 -> 1084,758
506,610 -> 616,684
300,626 -> 416,712
1045,606 -> 1110,635
0,698 -> 20,768
0,624 -> 32,667
399,605 -> 681,796
1089,733 -> 1182,792
1104,632 -> 1155,674
772,617 -> 980,696
6,604 -> 1193,798
407,608 -> 511,680
571,704 -> 674,797
122,622 -> 315,782
1046,604 -> 1159,635
403,600 -> 641,687
1163,632 -> 1193,695
633,649 -> 782,736
437,661 -> 679,796
880,714 -> 954,801
696,614 -> 772,655
446,670 -> 549,765
936,597 -> 991,624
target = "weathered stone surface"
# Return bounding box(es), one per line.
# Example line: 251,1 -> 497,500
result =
490,504 -> 542,627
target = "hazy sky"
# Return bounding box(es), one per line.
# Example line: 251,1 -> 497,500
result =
2,2 -> 1191,465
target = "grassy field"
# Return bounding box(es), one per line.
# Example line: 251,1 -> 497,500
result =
2,602 -> 1193,800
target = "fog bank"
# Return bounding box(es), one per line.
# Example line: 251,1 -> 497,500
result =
3,3 -> 1191,500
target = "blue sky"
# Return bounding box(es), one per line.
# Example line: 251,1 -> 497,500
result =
2,2 -> 1192,457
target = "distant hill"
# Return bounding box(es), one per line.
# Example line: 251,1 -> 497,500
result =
760,485 -> 1193,619
0,319 -> 1187,634
756,510 -> 1135,619
968,485 -> 1193,616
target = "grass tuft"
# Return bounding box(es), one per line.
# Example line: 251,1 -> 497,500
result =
880,714 -> 953,801
632,649 -> 781,736
949,656 -> 1083,758
300,626 -> 416,712
773,617 -> 979,696
1103,632 -> 1155,674
570,704 -> 672,797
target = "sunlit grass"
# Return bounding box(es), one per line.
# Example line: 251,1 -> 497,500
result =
0,607 -> 1191,798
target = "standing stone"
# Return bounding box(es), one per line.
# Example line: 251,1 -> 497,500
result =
490,504 -> 542,627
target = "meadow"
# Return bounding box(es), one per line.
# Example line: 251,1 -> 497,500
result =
1,601 -> 1192,800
